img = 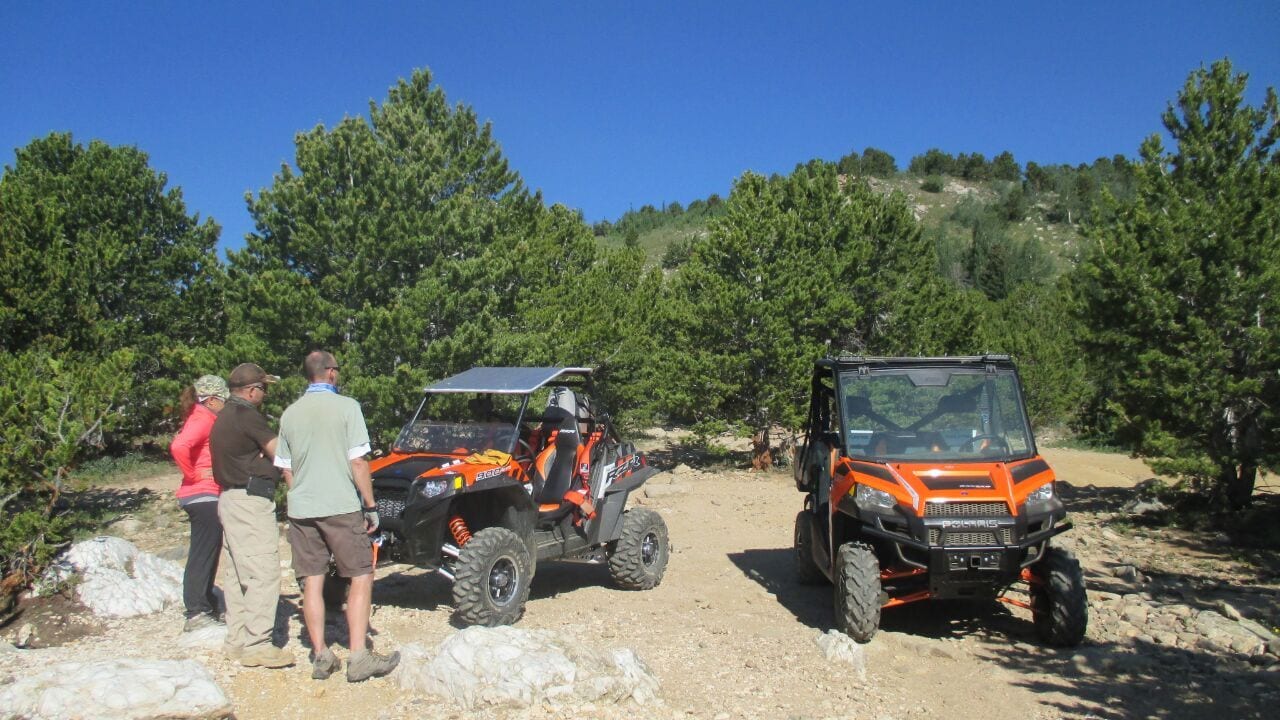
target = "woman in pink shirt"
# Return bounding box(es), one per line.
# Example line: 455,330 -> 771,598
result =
170,374 -> 228,632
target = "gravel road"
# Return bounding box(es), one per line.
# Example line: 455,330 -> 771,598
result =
3,442 -> 1277,719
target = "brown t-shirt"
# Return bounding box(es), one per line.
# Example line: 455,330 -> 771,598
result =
210,396 -> 280,488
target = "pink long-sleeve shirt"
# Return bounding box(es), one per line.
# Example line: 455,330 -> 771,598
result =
170,403 -> 221,500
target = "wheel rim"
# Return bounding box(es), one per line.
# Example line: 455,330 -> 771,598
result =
488,555 -> 518,605
641,531 -> 660,567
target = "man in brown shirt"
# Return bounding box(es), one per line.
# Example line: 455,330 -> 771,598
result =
209,362 -> 293,669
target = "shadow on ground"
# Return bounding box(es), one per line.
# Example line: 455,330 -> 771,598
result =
66,486 -> 157,519
727,547 -> 835,631
978,636 -> 1277,719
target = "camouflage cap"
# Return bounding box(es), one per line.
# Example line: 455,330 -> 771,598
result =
193,374 -> 229,401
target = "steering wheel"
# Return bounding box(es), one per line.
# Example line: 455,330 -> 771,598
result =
960,434 -> 1010,453
513,439 -> 534,465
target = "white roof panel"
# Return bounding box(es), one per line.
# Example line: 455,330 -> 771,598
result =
424,367 -> 592,394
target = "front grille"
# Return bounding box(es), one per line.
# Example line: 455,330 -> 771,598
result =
925,501 -> 1008,517
929,528 -> 1013,546
376,489 -> 409,520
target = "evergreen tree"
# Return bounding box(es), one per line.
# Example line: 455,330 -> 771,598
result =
991,151 -> 1021,181
908,148 -> 957,176
653,162 -> 974,460
0,134 -> 224,354
859,147 -> 897,177
230,69 -> 635,441
1074,59 -> 1280,508
0,133 -> 226,440
980,282 -> 1086,427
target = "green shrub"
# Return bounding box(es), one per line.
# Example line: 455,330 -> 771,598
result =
921,175 -> 945,193
0,344 -> 134,608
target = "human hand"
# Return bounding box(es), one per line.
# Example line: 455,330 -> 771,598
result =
363,509 -> 379,533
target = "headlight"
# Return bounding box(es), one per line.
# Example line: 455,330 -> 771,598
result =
854,483 -> 897,511
1026,481 -> 1055,505
417,478 -> 451,499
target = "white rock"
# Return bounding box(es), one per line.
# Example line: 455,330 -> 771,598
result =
0,657 -> 230,719
66,536 -> 139,571
177,623 -> 229,649
396,626 -> 660,710
42,536 -> 184,618
813,630 -> 867,681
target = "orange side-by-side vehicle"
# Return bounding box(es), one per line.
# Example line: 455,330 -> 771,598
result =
794,356 -> 1087,645
368,367 -> 668,626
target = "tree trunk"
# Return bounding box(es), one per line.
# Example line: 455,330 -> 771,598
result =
1222,463 -> 1257,509
750,428 -> 772,471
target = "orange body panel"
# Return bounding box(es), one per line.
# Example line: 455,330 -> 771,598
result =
369,451 -> 529,487
829,455 -> 1056,514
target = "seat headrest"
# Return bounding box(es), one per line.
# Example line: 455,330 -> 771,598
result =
547,386 -> 577,412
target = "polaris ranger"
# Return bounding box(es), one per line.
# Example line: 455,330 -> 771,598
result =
794,356 -> 1087,645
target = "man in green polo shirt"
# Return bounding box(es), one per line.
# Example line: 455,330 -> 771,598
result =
274,350 -> 399,683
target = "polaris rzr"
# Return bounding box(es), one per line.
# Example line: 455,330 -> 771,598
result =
794,356 -> 1087,645
369,367 -> 668,626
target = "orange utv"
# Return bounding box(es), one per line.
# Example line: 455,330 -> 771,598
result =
794,356 -> 1087,645
369,367 -> 667,626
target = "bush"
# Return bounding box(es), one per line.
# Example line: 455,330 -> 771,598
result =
921,175 -> 945,193
0,345 -> 134,610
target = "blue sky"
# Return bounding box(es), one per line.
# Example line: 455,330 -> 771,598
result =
3,2 -> 1278,254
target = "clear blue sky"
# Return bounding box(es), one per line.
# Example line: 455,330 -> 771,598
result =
3,2 -> 1278,254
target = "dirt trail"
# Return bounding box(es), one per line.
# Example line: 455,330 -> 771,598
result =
4,443 -> 1277,719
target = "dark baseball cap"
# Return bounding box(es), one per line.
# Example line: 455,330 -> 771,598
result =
227,363 -> 281,389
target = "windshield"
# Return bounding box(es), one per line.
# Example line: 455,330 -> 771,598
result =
837,367 -> 1034,463
393,392 -> 527,455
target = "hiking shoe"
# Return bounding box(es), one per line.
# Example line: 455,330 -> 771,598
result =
310,647 -> 342,680
240,644 -> 295,668
183,613 -> 222,632
346,648 -> 400,682
223,643 -> 244,661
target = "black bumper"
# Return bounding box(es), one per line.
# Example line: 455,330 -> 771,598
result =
840,497 -> 1070,598
373,479 -> 451,570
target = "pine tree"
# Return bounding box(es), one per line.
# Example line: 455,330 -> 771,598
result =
1074,60 -> 1280,508
653,161 -> 973,462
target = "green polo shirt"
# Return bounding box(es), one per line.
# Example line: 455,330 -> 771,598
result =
275,390 -> 371,520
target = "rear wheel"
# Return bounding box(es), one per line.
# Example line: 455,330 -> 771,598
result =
322,567 -> 350,608
794,511 -> 825,585
297,564 -> 350,611
833,541 -> 881,643
1030,546 -> 1088,646
608,508 -> 669,590
452,527 -> 532,627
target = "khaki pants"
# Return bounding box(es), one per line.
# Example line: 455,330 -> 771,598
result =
218,488 -> 281,649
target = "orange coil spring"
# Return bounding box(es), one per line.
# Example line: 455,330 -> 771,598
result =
448,515 -> 472,546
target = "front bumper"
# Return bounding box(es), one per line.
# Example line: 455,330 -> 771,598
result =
839,496 -> 1070,598
373,479 -> 451,570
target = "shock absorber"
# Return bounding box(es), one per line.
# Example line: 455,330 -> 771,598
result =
448,515 -> 472,546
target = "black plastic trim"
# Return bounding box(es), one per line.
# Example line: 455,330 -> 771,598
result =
1010,458 -> 1051,483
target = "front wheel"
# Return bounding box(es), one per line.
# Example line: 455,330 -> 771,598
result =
1030,546 -> 1088,646
607,508 -> 670,590
452,527 -> 533,627
833,541 -> 881,643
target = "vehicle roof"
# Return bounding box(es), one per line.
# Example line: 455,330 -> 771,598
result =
817,355 -> 1016,371
424,366 -> 593,394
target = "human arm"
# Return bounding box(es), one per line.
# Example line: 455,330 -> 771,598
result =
272,425 -> 291,486
351,456 -> 376,531
170,411 -> 213,481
